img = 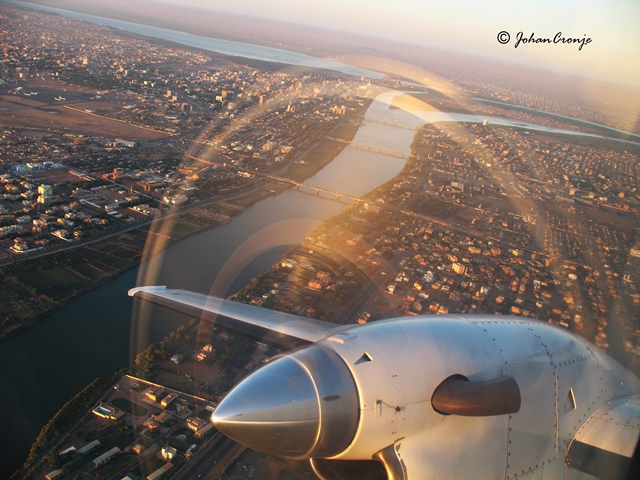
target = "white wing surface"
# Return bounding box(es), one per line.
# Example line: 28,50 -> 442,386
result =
129,286 -> 338,348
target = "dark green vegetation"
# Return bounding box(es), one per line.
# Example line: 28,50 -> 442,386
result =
0,232 -> 147,341
194,174 -> 258,200
0,211 -> 224,343
412,196 -> 462,218
330,121 -> 360,142
133,339 -> 172,379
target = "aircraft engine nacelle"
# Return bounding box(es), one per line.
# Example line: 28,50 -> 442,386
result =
213,315 -> 640,480
211,344 -> 360,459
127,288 -> 640,479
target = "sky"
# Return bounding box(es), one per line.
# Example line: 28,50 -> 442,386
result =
157,0 -> 640,87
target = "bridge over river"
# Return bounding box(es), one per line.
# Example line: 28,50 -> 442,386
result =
264,174 -> 368,203
364,115 -> 418,131
328,136 -> 412,158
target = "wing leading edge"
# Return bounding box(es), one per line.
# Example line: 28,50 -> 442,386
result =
129,286 -> 339,349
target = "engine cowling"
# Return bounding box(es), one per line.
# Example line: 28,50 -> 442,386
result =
212,315 -> 640,480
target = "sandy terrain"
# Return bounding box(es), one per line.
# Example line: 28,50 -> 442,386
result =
1,79 -> 168,140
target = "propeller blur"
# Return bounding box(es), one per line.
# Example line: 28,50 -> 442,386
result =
130,286 -> 640,480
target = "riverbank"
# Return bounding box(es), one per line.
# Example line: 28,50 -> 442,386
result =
0,199 -> 263,345
0,214 -> 221,344
11,369 -> 127,480
0,94 -> 372,346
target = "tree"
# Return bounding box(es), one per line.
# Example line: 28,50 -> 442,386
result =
135,351 -> 146,365
176,325 -> 187,338
46,453 -> 61,470
145,344 -> 157,361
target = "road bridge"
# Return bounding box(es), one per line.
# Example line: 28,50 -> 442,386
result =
181,150 -> 375,204
265,175 -> 365,203
347,141 -> 411,158
329,137 -> 411,158
364,116 -> 418,131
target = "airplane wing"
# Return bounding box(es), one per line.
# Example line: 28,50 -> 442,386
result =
128,286 -> 340,349
567,394 -> 640,479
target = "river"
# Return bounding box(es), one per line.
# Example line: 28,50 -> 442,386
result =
0,91 -> 410,479
475,97 -> 640,141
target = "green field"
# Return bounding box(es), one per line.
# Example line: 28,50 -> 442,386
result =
413,197 -> 462,218
16,267 -> 89,298
168,219 -> 202,239
15,271 -> 66,301
0,226 -> 152,340
111,398 -> 149,417
44,267 -> 86,288
99,256 -> 132,269
95,242 -> 121,254
70,263 -> 107,281
111,247 -> 140,260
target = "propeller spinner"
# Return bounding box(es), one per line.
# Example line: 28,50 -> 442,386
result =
212,345 -> 360,459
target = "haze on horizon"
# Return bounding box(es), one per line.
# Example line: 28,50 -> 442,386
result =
15,0 -> 640,133
151,0 -> 639,89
